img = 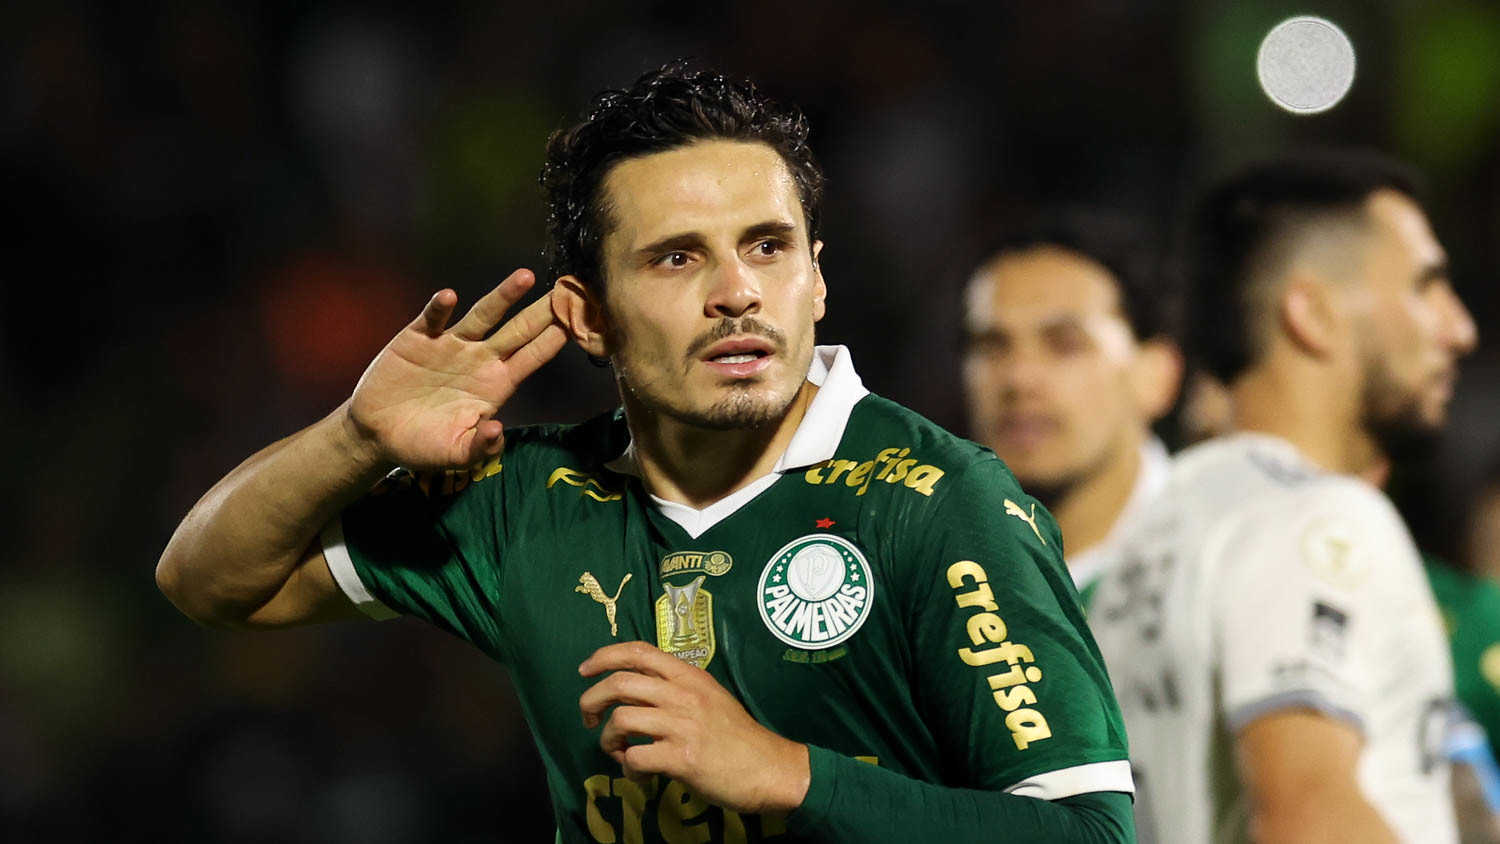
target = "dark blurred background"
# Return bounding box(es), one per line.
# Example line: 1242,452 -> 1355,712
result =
2,1 -> 1497,841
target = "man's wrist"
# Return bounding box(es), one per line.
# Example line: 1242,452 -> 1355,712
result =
761,739 -> 811,814
329,402 -> 395,480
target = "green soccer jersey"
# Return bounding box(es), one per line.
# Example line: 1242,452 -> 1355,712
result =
1425,555 -> 1500,761
324,347 -> 1133,843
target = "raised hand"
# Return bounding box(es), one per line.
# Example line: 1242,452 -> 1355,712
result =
578,641 -> 811,815
345,269 -> 568,471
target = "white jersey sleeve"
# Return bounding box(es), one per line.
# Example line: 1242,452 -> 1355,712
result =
1212,477 -> 1411,734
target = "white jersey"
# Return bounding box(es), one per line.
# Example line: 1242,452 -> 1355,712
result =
1090,433 -> 1456,844
1068,436 -> 1172,598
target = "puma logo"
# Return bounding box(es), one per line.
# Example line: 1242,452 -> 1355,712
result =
576,572 -> 632,637
1004,499 -> 1047,545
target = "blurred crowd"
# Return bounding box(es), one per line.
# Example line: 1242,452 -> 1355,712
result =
3,1 -> 1500,841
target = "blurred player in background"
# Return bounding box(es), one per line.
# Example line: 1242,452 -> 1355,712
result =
157,64 -> 1136,842
963,212 -> 1182,609
1091,151 -> 1478,843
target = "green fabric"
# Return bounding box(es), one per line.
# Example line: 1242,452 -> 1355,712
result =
1424,555 -> 1500,762
340,397 -> 1130,842
1077,578 -> 1101,613
789,746 -> 1134,843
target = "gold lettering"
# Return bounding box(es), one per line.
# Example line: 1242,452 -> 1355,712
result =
993,685 -> 1037,712
946,560 -> 987,590
611,775 -> 657,844
885,458 -> 917,483
845,461 -> 874,489
658,779 -> 711,844
1006,709 -> 1053,749
824,459 -> 858,485
954,581 -> 998,612
958,644 -> 1010,667
873,448 -> 905,480
965,612 -> 1008,646
723,809 -> 748,844
471,453 -> 503,481
988,663 -> 1043,690
803,460 -> 829,484
855,755 -> 880,765
904,464 -> 944,496
584,774 -> 616,843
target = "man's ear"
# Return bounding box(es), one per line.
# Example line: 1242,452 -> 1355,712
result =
1129,338 -> 1185,422
1278,274 -> 1343,359
552,275 -> 610,358
811,240 -> 827,323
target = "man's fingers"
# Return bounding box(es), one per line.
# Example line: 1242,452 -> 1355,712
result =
503,324 -> 569,386
414,289 -> 458,337
452,269 -> 535,340
579,670 -> 673,728
488,291 -> 563,358
598,706 -> 672,755
580,641 -> 693,681
458,420 -> 505,465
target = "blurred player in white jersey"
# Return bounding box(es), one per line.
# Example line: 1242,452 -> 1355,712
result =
1090,152 -> 1478,843
963,211 -> 1183,609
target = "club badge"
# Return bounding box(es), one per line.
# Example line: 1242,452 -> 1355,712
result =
655,575 -> 716,668
757,533 -> 874,649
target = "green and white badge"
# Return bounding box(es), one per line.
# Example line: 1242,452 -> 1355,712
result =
757,533 -> 874,649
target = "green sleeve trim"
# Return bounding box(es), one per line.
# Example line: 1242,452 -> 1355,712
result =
788,745 -> 1134,843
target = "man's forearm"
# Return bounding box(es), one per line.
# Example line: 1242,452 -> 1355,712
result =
157,404 -> 391,626
785,747 -> 1134,844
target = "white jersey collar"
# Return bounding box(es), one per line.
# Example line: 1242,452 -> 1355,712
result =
604,345 -> 869,539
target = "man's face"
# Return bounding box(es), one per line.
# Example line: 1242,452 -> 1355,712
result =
963,246 -> 1151,493
594,140 -> 826,430
1347,190 -> 1478,455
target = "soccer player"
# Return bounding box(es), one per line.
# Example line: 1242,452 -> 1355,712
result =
1089,152 -> 1478,843
962,212 -> 1183,609
157,65 -> 1136,842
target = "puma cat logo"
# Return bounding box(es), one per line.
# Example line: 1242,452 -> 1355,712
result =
1004,499 -> 1047,545
576,572 -> 633,637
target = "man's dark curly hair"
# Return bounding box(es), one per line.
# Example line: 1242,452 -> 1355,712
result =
540,61 -> 826,292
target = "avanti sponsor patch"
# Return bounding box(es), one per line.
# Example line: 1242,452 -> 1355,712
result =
757,533 -> 874,649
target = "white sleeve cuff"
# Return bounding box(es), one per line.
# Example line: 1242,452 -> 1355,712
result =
1003,759 -> 1135,800
320,516 -> 399,621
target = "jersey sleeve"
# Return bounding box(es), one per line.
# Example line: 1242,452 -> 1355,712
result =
321,448 -> 511,655
904,454 -> 1134,799
1212,479 -> 1410,734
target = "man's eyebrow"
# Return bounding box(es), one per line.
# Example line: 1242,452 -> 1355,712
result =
743,220 -> 798,242
635,232 -> 706,259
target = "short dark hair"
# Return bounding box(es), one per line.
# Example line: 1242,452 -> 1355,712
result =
1183,150 -> 1426,383
969,209 -> 1179,343
541,61 -> 826,292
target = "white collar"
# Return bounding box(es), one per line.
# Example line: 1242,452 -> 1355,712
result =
604,344 -> 869,538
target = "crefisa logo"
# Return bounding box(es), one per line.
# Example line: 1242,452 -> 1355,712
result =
757,533 -> 874,649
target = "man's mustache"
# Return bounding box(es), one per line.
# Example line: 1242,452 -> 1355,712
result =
684,318 -> 788,360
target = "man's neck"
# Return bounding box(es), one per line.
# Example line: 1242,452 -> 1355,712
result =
624,381 -> 819,509
1049,430 -> 1144,561
1230,360 -> 1377,476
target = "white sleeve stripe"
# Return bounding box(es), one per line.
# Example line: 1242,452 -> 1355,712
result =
1225,690 -> 1366,735
320,517 -> 399,621
1003,759 -> 1135,800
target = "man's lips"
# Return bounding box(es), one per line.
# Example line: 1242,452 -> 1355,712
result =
701,337 -> 775,377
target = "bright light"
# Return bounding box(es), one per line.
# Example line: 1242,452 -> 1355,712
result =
1256,16 -> 1356,115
